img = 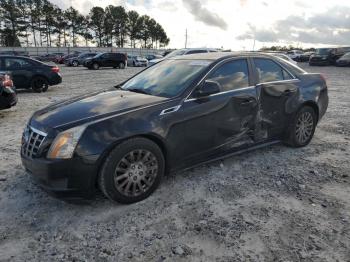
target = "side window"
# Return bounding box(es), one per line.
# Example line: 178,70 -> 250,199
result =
186,50 -> 207,55
254,58 -> 292,83
283,70 -> 293,80
4,58 -> 33,69
207,59 -> 249,92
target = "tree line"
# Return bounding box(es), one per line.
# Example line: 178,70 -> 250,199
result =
259,45 -> 316,52
0,0 -> 170,48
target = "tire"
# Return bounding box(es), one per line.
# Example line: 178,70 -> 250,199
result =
119,62 -> 125,69
72,60 -> 79,67
31,76 -> 49,93
285,106 -> 317,147
92,63 -> 99,70
98,137 -> 165,204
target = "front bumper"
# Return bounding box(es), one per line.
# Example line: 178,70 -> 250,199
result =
309,58 -> 330,65
49,73 -> 62,86
21,153 -> 100,200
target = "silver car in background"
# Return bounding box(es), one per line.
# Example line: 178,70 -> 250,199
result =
127,55 -> 148,67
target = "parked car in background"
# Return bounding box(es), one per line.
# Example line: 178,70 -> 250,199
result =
299,51 -> 315,62
148,48 -> 218,66
127,55 -> 148,67
56,53 -> 78,64
64,55 -> 81,67
77,52 -> 99,66
331,47 -> 350,63
84,52 -> 127,70
21,52 -> 328,203
267,53 -> 297,65
161,50 -> 172,56
0,50 -> 29,57
287,50 -> 303,61
145,54 -> 163,61
0,71 -> 17,110
0,56 -> 62,92
35,53 -> 65,62
309,48 -> 335,66
335,52 -> 350,67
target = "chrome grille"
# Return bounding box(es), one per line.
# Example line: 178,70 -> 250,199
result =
22,126 -> 47,158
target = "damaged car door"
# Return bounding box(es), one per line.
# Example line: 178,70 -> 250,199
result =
182,58 -> 258,164
252,58 -> 299,140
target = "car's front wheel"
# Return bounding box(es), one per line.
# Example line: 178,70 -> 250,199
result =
92,63 -> 99,70
119,62 -> 125,69
72,60 -> 79,67
286,106 -> 317,147
98,138 -> 165,204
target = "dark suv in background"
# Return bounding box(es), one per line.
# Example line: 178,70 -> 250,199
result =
84,52 -> 127,70
309,48 -> 335,66
309,47 -> 350,66
0,56 -> 62,92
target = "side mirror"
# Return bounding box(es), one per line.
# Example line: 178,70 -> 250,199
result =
195,80 -> 221,98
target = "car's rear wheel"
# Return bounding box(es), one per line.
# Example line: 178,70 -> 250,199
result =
285,106 -> 317,147
119,62 -> 125,69
72,60 -> 79,67
92,63 -> 99,70
31,76 -> 49,93
98,138 -> 164,204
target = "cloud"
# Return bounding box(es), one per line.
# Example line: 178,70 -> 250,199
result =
156,1 -> 178,12
182,0 -> 228,30
237,6 -> 350,45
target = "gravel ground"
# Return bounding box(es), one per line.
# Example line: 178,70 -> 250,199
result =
0,63 -> 349,262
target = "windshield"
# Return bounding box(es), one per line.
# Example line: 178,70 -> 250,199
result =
341,52 -> 350,58
122,59 -> 211,98
316,48 -> 331,55
165,50 -> 186,58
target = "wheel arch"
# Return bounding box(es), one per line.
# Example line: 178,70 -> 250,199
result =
94,133 -> 169,188
300,100 -> 319,123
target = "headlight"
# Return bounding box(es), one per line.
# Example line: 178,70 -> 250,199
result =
47,125 -> 86,159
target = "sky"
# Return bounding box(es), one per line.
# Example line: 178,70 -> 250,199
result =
49,0 -> 350,50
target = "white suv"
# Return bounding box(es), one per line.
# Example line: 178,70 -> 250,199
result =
287,50 -> 303,61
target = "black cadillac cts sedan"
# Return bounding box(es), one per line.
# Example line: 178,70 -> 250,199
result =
21,52 -> 328,203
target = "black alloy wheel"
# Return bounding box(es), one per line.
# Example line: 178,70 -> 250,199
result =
98,138 -> 164,204
31,76 -> 49,93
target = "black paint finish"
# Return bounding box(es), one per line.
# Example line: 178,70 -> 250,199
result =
21,52 -> 329,199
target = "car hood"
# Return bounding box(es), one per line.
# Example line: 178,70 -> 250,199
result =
31,89 -> 167,129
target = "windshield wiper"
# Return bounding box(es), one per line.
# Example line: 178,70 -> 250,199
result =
126,88 -> 151,95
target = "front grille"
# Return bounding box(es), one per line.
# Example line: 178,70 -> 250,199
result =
22,126 -> 47,158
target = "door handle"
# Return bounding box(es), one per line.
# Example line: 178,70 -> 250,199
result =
240,98 -> 255,106
283,89 -> 296,96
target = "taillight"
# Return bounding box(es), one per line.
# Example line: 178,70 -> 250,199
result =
52,66 -> 60,73
2,75 -> 13,88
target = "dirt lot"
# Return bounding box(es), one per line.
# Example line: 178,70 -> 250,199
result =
0,63 -> 349,262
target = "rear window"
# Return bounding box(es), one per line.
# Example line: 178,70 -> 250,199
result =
254,58 -> 294,83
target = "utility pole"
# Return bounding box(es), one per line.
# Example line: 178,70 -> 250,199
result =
185,29 -> 188,48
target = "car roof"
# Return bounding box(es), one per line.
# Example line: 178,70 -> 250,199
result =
0,55 -> 32,59
171,51 -> 283,61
